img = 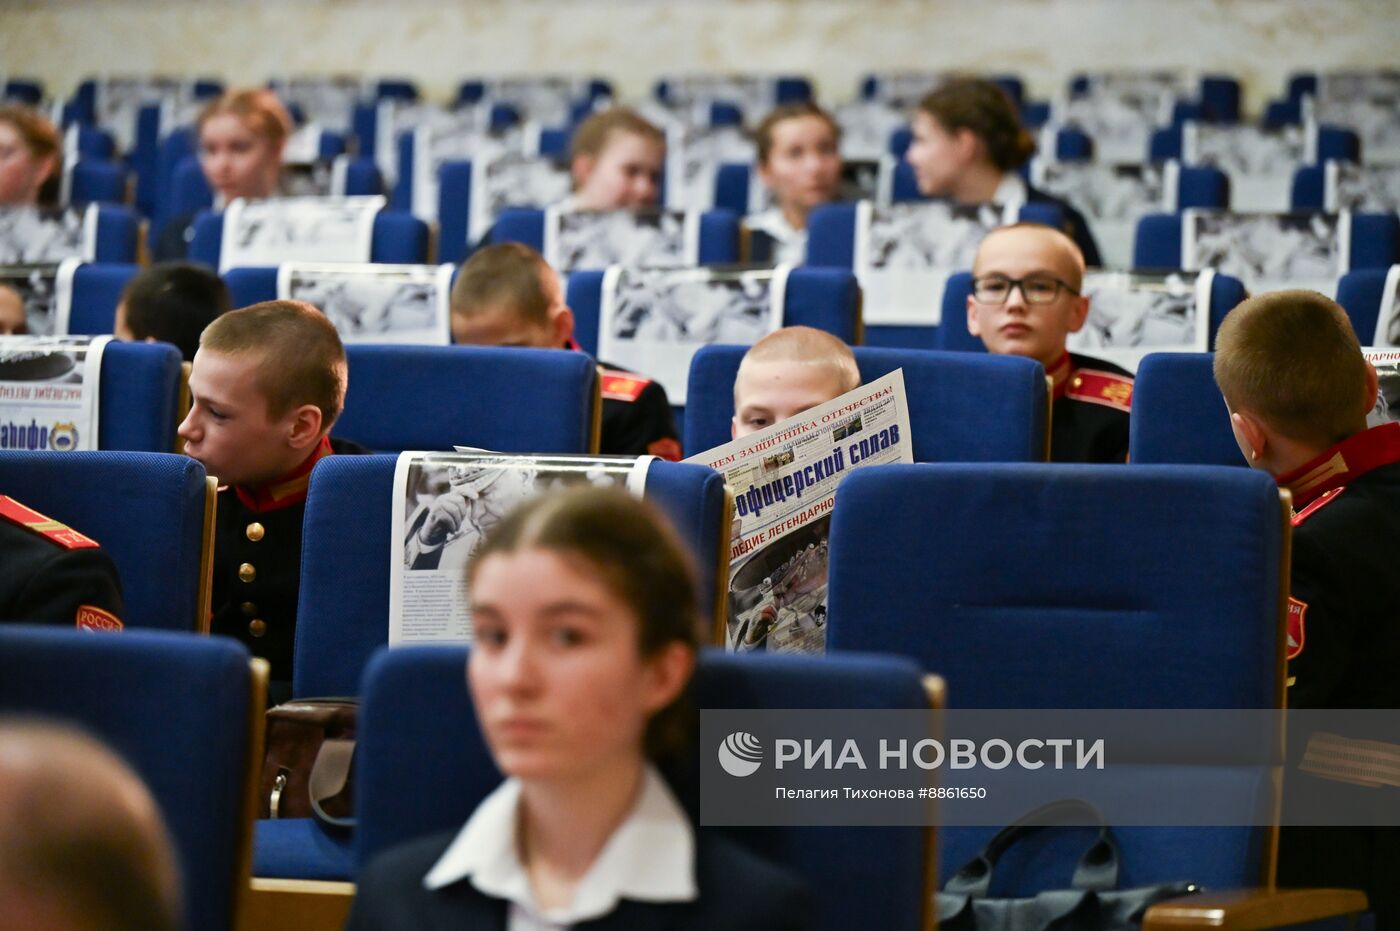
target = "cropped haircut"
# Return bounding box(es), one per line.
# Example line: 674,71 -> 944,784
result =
198,300 -> 346,427
197,88 -> 293,150
974,222 -> 1087,291
120,263 -> 232,362
468,486 -> 700,763
0,104 -> 62,204
450,243 -> 554,325
569,107 -> 665,164
755,101 -> 841,165
918,77 -> 1036,172
1214,290 -> 1371,447
736,326 -> 861,405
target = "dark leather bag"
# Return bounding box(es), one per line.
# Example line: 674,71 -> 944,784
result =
936,800 -> 1201,931
259,698 -> 357,830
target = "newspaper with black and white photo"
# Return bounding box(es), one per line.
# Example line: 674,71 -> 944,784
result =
467,153 -> 572,245
685,369 -> 913,653
0,335 -> 109,452
596,265 -> 787,405
1365,349 -> 1400,427
220,195 -> 384,272
1067,269 -> 1214,372
1325,162 -> 1400,213
1029,160 -> 1177,270
1181,209 -> 1347,297
277,262 -> 452,344
854,200 -> 1010,326
543,207 -> 701,273
0,259 -> 79,336
1182,122 -> 1311,212
0,206 -> 96,265
388,451 -> 652,645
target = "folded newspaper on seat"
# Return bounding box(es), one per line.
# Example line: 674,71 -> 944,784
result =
0,259 -> 79,336
277,262 -> 453,345
0,334 -> 110,452
685,369 -> 912,654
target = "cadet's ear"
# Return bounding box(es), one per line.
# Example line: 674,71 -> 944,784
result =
1065,293 -> 1091,335
285,403 -> 325,450
1231,409 -> 1269,464
965,294 -> 983,338
549,303 -> 576,345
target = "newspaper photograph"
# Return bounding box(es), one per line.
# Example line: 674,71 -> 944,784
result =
596,265 -> 788,405
0,335 -> 109,452
1067,270 -> 1213,372
1364,349 -> 1400,427
854,200 -> 1011,326
1325,162 -> 1400,213
94,77 -> 186,154
268,76 -> 361,134
666,124 -> 755,212
0,206 -> 94,265
1316,72 -> 1400,102
388,451 -> 651,644
1181,209 -> 1346,297
1054,84 -> 1179,164
685,369 -> 913,653
1368,265 -> 1400,347
543,208 -> 701,273
1183,123 -> 1308,212
833,101 -> 907,162
410,120 -> 525,221
219,195 -> 384,272
467,152 -> 572,245
1030,161 -> 1175,270
277,262 -> 452,345
279,159 -> 349,199
0,260 -> 79,338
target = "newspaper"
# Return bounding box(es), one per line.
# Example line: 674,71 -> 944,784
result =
0,335 -> 109,451
467,153 -> 572,245
543,208 -> 701,273
374,100 -> 452,187
219,195 -> 384,273
666,124 -> 755,211
268,76 -> 362,134
1183,123 -> 1309,212
596,265 -> 788,405
409,119 -> 526,221
388,451 -> 651,644
0,260 -> 79,337
1029,161 -> 1176,270
1365,349 -> 1400,427
685,369 -> 913,653
1369,265 -> 1400,347
1053,82 -> 1181,164
93,77 -> 187,154
280,158 -> 350,199
276,262 -> 452,344
0,206 -> 96,265
833,101 -> 906,162
1067,270 -> 1213,372
281,123 -> 326,165
1325,162 -> 1400,213
1181,209 -> 1346,297
1309,95 -> 1400,166
854,200 -> 1011,326
1316,72 -> 1400,102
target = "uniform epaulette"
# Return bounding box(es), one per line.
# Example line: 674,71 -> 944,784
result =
1291,486 -> 1345,527
0,495 -> 99,550
1067,367 -> 1133,412
599,370 -> 652,403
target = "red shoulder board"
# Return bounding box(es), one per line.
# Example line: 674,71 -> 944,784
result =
76,605 -> 123,632
1067,368 -> 1133,412
599,370 -> 652,403
1292,486 -> 1345,527
0,496 -> 99,550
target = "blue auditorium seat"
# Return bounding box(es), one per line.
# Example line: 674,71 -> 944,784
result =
684,344 -> 1046,463
333,344 -> 597,454
96,341 -> 185,452
86,204 -> 140,263
354,646 -> 933,931
187,206 -> 429,269
0,627 -> 261,931
489,207 -> 741,269
64,262 -> 140,335
0,450 -> 212,631
68,159 -> 128,206
437,156 -> 572,264
1335,266 -> 1396,344
827,463 -> 1288,895
1128,352 -> 1242,466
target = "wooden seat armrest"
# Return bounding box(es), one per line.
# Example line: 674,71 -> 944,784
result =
1144,888 -> 1368,931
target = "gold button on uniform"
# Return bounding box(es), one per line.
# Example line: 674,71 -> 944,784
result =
245,522 -> 265,542
241,602 -> 258,617
248,619 -> 267,637
238,563 -> 256,583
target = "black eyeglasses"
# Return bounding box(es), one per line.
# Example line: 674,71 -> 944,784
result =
971,274 -> 1079,305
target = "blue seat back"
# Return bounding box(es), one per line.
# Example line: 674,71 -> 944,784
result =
94,341 -> 185,452
0,627 -> 254,931
222,266 -> 278,309
684,344 -> 1046,463
564,266 -> 860,359
294,455 -> 728,697
0,451 -> 209,630
69,159 -> 128,206
334,344 -> 596,454
490,207 -> 741,267
1336,266 -> 1393,343
826,462 -> 1283,890
1128,352 -> 1242,466
188,209 -> 429,269
356,647 -> 930,931
66,262 -> 140,335
90,204 -> 139,263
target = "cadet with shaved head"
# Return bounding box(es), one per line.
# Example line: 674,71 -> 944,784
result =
732,326 -> 860,438
967,222 -> 1132,462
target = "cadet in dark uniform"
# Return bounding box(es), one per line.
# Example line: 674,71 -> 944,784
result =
1215,289 -> 1400,928
449,242 -> 682,461
966,223 -> 1132,463
179,299 -> 358,699
0,495 -> 125,629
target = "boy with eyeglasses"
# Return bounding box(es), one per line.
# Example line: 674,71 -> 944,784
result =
967,222 -> 1132,463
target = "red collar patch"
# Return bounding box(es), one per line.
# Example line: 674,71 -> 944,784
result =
1279,422 -> 1400,509
599,370 -> 652,403
234,435 -> 334,513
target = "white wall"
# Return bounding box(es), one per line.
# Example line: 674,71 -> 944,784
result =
2,0 -> 1395,113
